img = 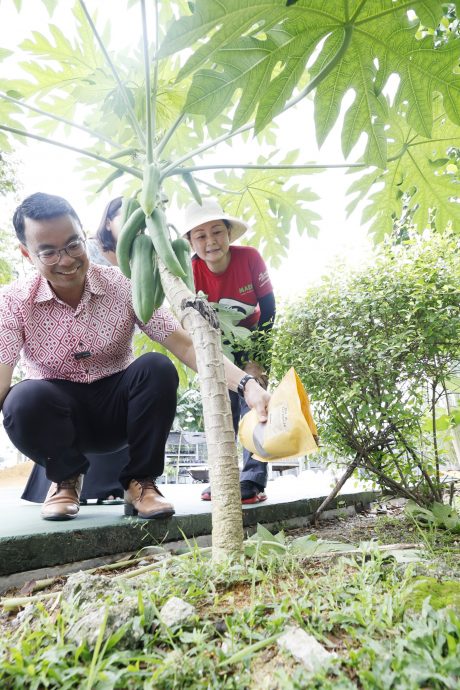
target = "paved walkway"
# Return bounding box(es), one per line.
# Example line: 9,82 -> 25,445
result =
0,469 -> 377,578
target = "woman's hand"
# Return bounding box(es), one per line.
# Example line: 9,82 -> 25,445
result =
243,378 -> 270,423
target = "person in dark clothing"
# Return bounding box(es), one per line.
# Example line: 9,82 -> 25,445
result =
88,196 -> 123,267
183,198 -> 276,504
21,197 -> 127,504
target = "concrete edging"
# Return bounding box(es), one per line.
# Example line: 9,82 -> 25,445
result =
0,490 -> 378,576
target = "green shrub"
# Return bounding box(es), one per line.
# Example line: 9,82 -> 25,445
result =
273,231 -> 460,506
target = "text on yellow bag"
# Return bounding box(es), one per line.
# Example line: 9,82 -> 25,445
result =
239,367 -> 319,462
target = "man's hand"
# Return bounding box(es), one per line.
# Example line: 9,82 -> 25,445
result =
243,378 -> 270,423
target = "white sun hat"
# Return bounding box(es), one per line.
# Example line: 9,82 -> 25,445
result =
182,198 -> 248,242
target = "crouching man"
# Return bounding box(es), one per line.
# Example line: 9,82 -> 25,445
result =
0,193 -> 270,521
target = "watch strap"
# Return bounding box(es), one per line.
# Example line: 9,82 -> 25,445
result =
237,374 -> 256,397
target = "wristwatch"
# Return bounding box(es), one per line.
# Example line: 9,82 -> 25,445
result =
237,374 -> 256,398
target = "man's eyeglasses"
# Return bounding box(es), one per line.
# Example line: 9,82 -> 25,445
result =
34,238 -> 87,266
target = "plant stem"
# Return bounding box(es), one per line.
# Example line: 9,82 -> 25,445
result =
154,114 -> 184,157
0,124 -> 142,179
164,161 -> 365,178
113,546 -> 213,580
0,93 -> 121,150
394,425 -> 441,503
152,0 -> 160,140
79,0 -> 145,147
141,0 -> 153,163
1,591 -> 60,612
194,176 -> 243,194
310,455 -> 360,524
28,556 -> 148,595
431,379 -> 441,493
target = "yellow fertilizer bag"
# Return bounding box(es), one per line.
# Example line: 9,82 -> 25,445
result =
239,367 -> 319,462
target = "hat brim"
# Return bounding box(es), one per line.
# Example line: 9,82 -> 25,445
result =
183,212 -> 248,243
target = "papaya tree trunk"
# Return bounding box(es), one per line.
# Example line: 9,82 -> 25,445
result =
159,263 -> 244,560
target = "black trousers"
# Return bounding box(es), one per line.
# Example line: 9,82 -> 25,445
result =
3,353 -> 178,488
229,390 -> 268,489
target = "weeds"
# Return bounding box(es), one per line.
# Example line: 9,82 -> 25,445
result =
0,524 -> 459,688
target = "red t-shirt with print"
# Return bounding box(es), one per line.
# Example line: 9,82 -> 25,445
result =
192,245 -> 273,329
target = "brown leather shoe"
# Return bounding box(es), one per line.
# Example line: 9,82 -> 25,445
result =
124,479 -> 175,519
41,474 -> 83,521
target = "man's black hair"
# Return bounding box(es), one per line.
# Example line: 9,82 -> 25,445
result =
13,192 -> 82,245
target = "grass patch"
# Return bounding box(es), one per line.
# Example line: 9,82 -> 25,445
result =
1,518 -> 459,689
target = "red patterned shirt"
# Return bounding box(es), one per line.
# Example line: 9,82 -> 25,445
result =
192,246 -> 273,329
0,264 -> 179,383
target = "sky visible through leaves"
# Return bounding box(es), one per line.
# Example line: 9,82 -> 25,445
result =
0,0 -> 374,298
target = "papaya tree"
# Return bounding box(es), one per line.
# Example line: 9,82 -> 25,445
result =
0,0 -> 321,561
0,0 -> 459,557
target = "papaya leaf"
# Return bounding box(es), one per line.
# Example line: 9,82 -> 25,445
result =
10,0 -> 58,13
346,101 -> 460,240
244,524 -> 287,557
161,0 -> 456,167
212,156 -> 320,267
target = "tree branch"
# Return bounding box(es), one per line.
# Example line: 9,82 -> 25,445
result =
164,161 -> 365,178
431,378 -> 441,490
310,454 -> 360,525
0,124 -> 142,179
154,114 -> 184,157
79,0 -> 146,148
141,0 -> 153,163
0,93 -> 121,150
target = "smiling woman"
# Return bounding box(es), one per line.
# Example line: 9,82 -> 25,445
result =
183,198 -> 276,504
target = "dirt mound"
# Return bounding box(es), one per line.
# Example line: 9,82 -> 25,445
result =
0,461 -> 33,487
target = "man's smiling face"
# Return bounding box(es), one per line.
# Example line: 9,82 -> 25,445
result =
21,214 -> 89,304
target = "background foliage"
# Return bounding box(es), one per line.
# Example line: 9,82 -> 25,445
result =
160,0 -> 460,237
272,231 -> 460,505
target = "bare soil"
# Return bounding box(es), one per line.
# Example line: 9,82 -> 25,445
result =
285,497 -> 412,545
